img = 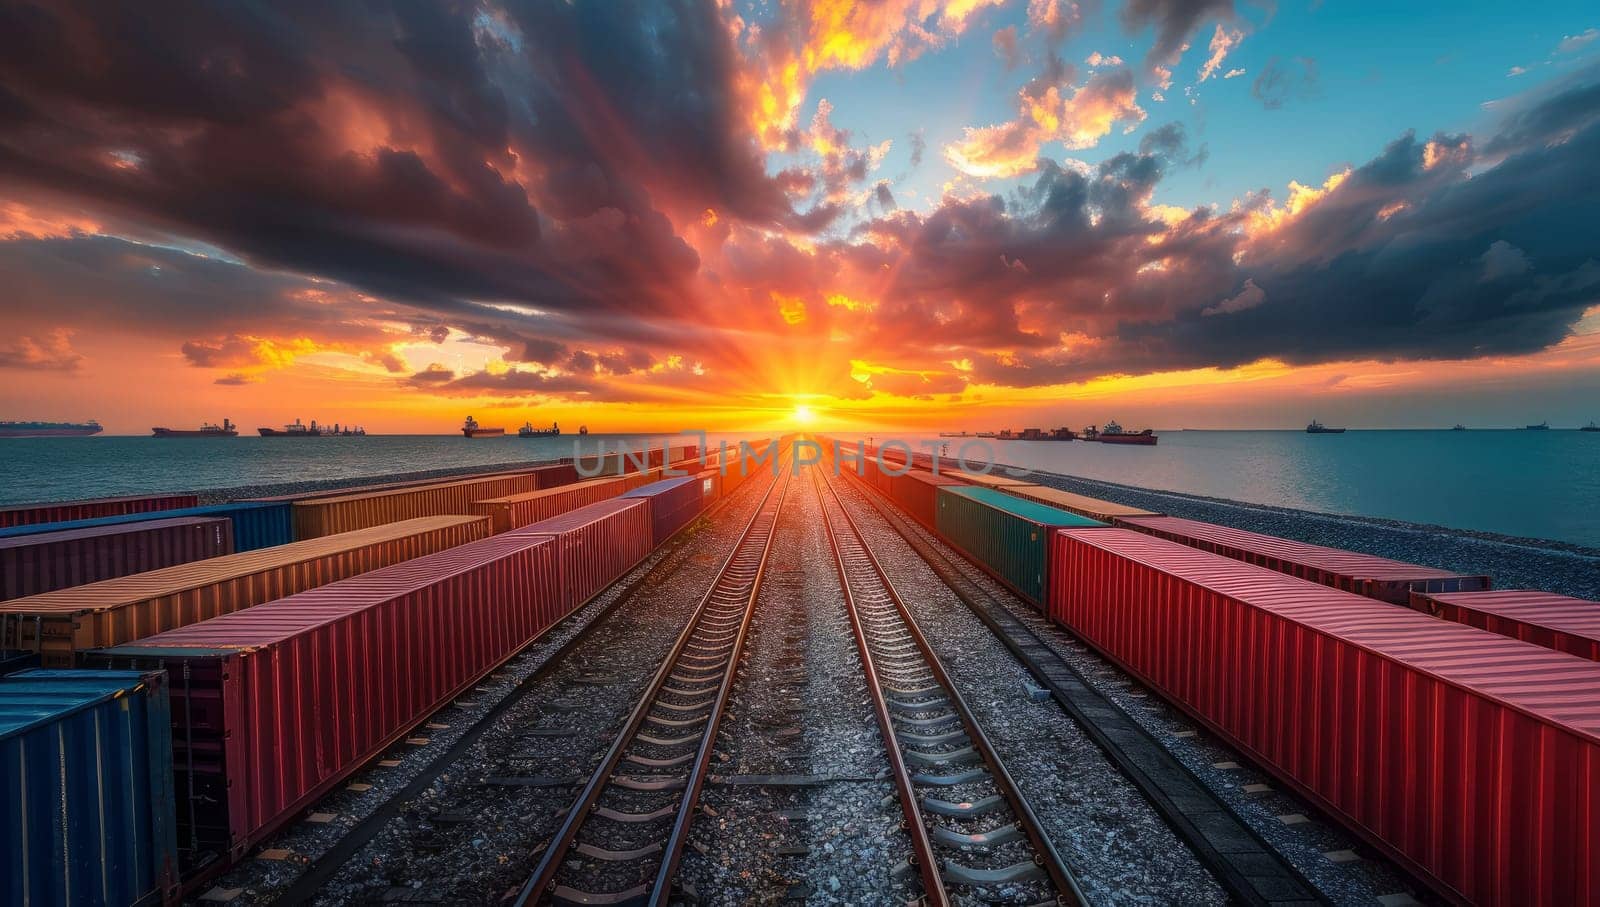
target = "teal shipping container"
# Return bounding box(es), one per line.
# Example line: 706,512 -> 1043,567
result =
0,501 -> 294,552
1,668 -> 179,906
935,485 -> 1106,606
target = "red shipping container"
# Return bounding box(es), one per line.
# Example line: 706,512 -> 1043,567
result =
530,462 -> 579,488
513,498 -> 651,616
0,493 -> 199,529
1412,589 -> 1600,661
87,531 -> 562,867
887,470 -> 967,530
0,516 -> 233,600
1049,528 -> 1600,906
1117,514 -> 1490,604
471,476 -> 629,533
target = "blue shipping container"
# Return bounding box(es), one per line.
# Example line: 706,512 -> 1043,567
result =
0,501 -> 293,552
1,668 -> 179,906
621,477 -> 704,546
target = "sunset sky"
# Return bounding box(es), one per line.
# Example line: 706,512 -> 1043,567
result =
2,1 -> 1599,433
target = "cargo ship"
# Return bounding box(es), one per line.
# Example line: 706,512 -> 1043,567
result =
1525,421 -> 1550,430
1306,420 -> 1346,434
461,415 -> 504,438
518,421 -> 560,438
151,418 -> 237,438
578,425 -> 589,436
1088,421 -> 1159,445
0,419 -> 102,438
1583,422 -> 1599,433
259,419 -> 367,437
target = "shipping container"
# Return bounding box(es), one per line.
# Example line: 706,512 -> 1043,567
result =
2,515 -> 489,666
693,468 -> 723,507
1411,589 -> 1600,661
471,476 -> 630,534
292,473 -> 539,538
1,668 -> 179,906
936,485 -> 1107,606
1049,528 -> 1600,906
87,530 -> 563,869
0,492 -> 199,529
1000,484 -> 1160,522
950,469 -> 1038,489
243,464 -> 567,503
1118,514 -> 1491,604
621,477 -> 704,547
1,516 -> 233,601
0,501 -> 294,552
886,470 -> 968,531
515,498 -> 653,614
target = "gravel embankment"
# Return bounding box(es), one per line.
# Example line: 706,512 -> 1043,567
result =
837,474 -> 1434,905
1013,468 -> 1600,600
829,473 -> 1232,905
195,470 -> 772,905
680,474 -> 910,905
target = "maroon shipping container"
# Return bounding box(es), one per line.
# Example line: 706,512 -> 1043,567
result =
1412,589 -> 1600,661
1049,528 -> 1600,906
0,493 -> 200,529
887,470 -> 968,530
530,462 -> 579,488
88,531 -> 562,867
513,498 -> 652,616
0,516 -> 233,600
621,477 -> 704,547
692,468 -> 722,506
1117,514 -> 1490,604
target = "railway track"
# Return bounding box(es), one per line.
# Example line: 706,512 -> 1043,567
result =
813,463 -> 1088,906
514,460 -> 794,905
268,467 -> 778,904
833,465 -> 1326,906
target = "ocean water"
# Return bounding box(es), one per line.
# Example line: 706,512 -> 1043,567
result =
3,430 -> 1597,548
0,433 -> 744,505
829,430 -> 1600,548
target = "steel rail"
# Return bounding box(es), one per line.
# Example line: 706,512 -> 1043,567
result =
270,469 -> 762,903
813,463 -> 1088,906
515,452 -> 793,906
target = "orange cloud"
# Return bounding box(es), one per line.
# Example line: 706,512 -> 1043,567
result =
945,67 -> 1146,177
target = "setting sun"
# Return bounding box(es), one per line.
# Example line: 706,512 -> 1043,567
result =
791,404 -> 816,425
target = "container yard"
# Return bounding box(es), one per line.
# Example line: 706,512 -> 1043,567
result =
2,436 -> 1595,907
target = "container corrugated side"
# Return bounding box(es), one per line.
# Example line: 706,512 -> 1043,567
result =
1,668 -> 178,906
514,498 -> 653,614
0,493 -> 199,529
471,477 -> 629,533
1118,514 -> 1491,604
244,466 -> 548,503
621,477 -> 704,546
950,469 -> 1038,489
1,515 -> 490,666
0,501 -> 294,552
1,515 -> 234,600
693,468 -> 723,507
1049,528 -> 1600,906
292,474 -> 539,538
1001,484 -> 1160,522
1411,590 -> 1600,661
935,485 -> 1107,606
86,531 -> 562,869
886,470 -> 967,530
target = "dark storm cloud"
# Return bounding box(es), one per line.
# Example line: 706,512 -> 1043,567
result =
0,0 -> 791,345
1119,0 -> 1234,69
820,64 -> 1600,388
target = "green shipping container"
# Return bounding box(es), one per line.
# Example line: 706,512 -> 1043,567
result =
935,485 -> 1106,605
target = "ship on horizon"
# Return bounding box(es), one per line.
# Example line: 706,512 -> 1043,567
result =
518,421 -> 560,438
1087,421 -> 1159,445
461,415 -> 505,438
259,418 -> 366,437
0,419 -> 102,438
1306,419 -> 1346,434
152,418 -> 238,438
1525,421 -> 1550,430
